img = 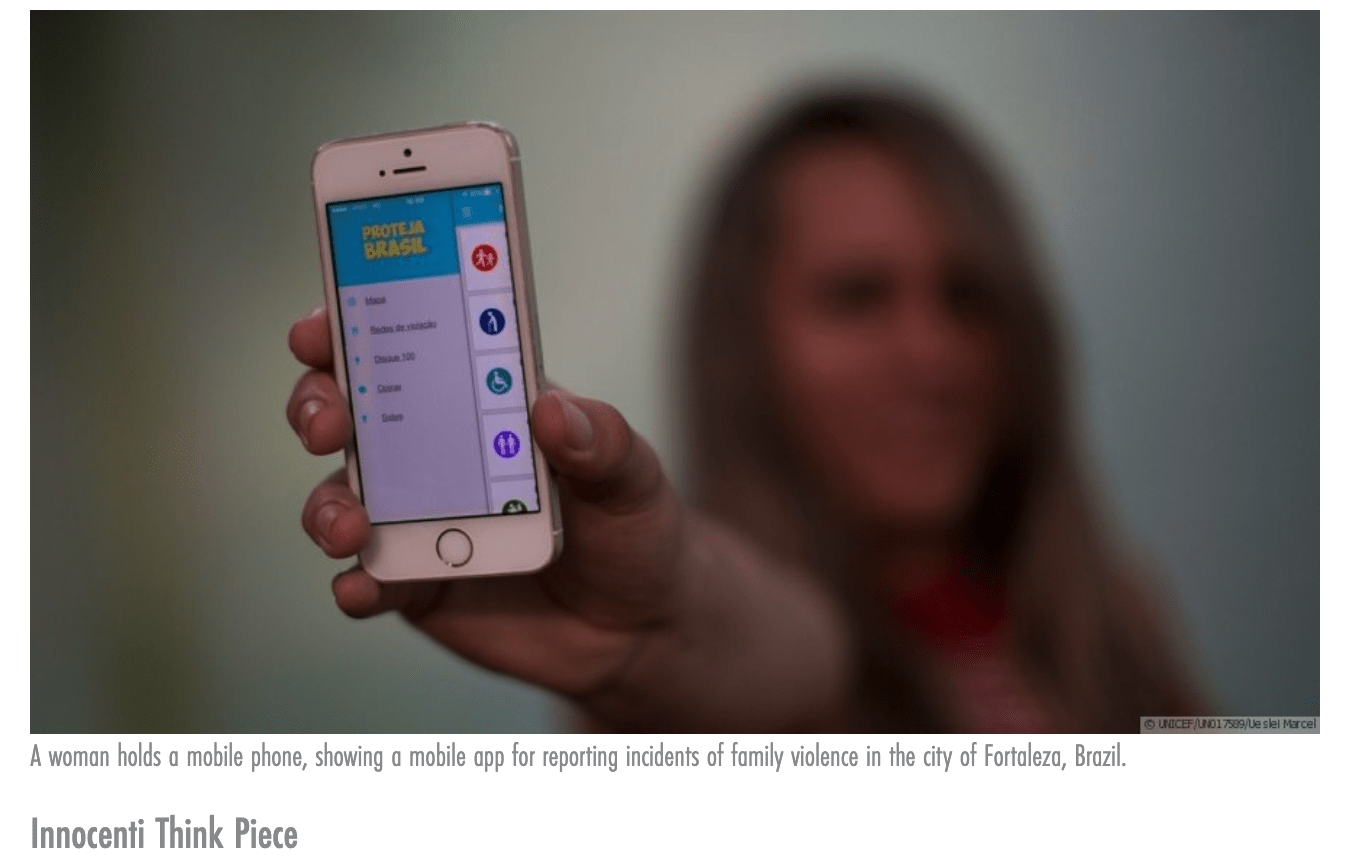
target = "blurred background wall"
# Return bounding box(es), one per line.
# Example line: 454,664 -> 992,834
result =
30,12 -> 1318,732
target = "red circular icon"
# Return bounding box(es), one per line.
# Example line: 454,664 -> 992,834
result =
471,244 -> 498,272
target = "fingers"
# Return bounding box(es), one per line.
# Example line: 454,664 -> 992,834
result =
287,368 -> 351,454
530,390 -> 666,514
287,304 -> 349,453
288,304 -> 334,370
332,567 -> 447,620
302,468 -> 370,558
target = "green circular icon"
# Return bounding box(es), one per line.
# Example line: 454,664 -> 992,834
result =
501,499 -> 528,514
486,367 -> 513,395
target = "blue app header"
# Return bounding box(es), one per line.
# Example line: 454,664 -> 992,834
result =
448,185 -> 506,226
327,184 -> 505,287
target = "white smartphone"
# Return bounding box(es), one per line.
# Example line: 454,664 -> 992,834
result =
311,122 -> 561,581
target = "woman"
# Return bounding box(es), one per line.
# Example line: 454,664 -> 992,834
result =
286,84 -> 1203,732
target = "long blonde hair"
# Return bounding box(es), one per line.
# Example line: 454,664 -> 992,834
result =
679,83 -> 1202,732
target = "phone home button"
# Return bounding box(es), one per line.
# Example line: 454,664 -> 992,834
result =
436,529 -> 473,567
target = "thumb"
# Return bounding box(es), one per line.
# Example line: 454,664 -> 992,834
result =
530,390 -> 666,514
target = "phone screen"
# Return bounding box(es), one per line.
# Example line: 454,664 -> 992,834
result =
325,183 -> 540,525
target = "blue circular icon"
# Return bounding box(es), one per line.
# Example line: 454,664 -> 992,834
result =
479,308 -> 506,336
493,430 -> 520,459
486,367 -> 513,395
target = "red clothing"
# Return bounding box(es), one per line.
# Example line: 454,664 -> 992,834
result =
895,558 -> 1006,654
893,559 -> 1050,733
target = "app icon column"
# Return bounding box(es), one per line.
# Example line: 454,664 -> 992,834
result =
458,213 -> 540,514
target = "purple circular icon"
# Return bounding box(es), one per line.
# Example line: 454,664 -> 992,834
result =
493,430 -> 520,459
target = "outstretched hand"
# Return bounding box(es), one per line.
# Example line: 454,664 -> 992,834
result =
286,305 -> 693,700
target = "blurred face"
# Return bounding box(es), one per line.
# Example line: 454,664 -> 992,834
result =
760,137 -> 1005,536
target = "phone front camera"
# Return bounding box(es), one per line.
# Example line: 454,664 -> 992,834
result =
379,170 -> 386,177
403,148 -> 412,157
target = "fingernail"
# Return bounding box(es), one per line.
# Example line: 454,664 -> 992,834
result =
316,502 -> 345,544
557,392 -> 594,451
294,305 -> 325,329
299,399 -> 323,446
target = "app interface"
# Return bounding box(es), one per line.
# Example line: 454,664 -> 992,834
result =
326,184 -> 539,524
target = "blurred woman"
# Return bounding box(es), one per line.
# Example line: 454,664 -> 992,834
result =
679,85 -> 1202,731
287,83 -> 1203,733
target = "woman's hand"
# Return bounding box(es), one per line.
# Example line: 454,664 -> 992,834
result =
287,305 -> 850,731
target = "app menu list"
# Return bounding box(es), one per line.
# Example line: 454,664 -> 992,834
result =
340,274 -> 487,523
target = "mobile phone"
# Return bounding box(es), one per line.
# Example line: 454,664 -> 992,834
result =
311,122 -> 561,580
